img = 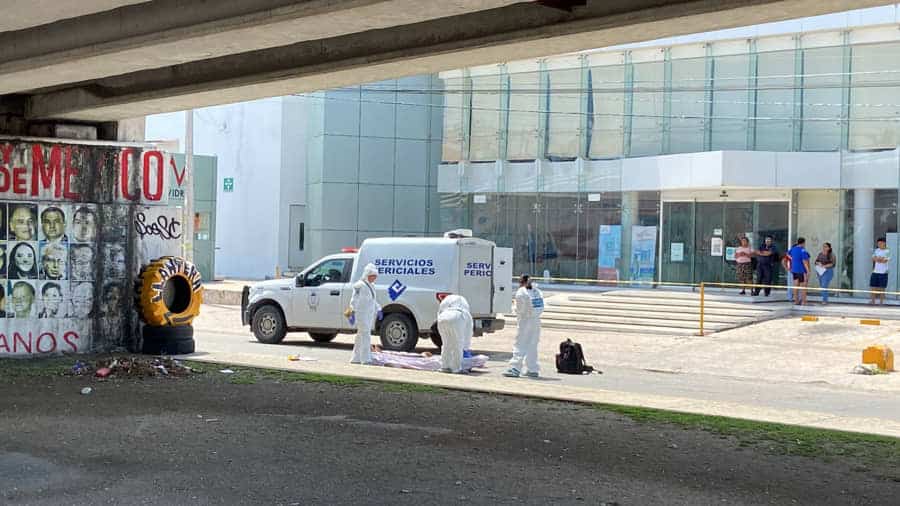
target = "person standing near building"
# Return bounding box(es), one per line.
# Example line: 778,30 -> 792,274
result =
870,237 -> 891,305
348,263 -> 382,365
788,238 -> 811,306
734,237 -> 753,295
752,236 -> 778,296
815,242 -> 836,305
504,274 -> 544,378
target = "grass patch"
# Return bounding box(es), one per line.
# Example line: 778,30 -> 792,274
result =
596,403 -> 900,472
0,356 -> 79,379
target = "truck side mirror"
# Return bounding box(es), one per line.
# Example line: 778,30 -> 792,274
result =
295,276 -> 305,287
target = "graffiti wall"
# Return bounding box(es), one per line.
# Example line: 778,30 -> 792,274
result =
0,139 -> 184,356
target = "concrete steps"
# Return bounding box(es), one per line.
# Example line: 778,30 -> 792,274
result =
506,289 -> 789,335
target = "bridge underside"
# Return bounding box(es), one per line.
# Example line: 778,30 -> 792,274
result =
0,0 -> 891,125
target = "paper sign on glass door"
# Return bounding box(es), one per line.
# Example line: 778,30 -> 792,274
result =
711,238 -> 724,256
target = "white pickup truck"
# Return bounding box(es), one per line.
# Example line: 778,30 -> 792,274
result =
241,232 -> 514,351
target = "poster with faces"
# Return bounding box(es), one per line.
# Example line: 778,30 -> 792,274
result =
0,201 -> 101,319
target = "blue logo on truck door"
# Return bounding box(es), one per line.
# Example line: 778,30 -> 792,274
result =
388,280 -> 408,301
374,258 -> 435,276
464,262 -> 492,277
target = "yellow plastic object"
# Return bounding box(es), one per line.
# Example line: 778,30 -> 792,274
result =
137,256 -> 204,326
801,315 -> 818,322
860,319 -> 881,326
862,345 -> 895,372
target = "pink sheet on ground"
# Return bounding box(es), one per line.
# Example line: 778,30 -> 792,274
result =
370,351 -> 488,371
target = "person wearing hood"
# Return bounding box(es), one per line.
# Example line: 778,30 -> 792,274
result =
504,274 -> 544,378
348,263 -> 382,364
436,294 -> 473,373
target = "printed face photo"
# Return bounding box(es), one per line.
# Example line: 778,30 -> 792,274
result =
103,243 -> 127,279
11,281 -> 35,318
72,206 -> 98,243
40,282 -> 64,318
9,242 -> 37,279
102,283 -> 123,315
0,244 -> 6,277
9,204 -> 37,241
41,206 -> 67,242
70,245 -> 94,280
71,282 -> 93,318
41,243 -> 67,280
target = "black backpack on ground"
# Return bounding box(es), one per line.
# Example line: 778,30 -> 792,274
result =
556,339 -> 597,374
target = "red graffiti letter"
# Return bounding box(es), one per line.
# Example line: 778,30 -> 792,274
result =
0,165 -> 9,192
63,146 -> 81,200
31,144 -> 63,198
63,331 -> 80,352
120,148 -> 138,201
13,332 -> 32,354
0,143 -> 12,164
142,150 -> 164,201
0,334 -> 9,354
170,156 -> 186,185
12,166 -> 27,193
36,333 -> 56,353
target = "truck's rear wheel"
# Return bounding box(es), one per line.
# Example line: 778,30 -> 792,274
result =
252,305 -> 287,344
380,313 -> 417,352
309,332 -> 337,343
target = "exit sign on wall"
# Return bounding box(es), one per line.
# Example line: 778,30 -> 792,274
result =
223,177 -> 234,192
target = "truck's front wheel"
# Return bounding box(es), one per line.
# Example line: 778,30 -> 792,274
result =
251,305 -> 287,344
380,313 -> 417,352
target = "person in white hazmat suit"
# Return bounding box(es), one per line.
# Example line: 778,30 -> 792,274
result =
504,274 -> 544,378
348,263 -> 382,364
436,294 -> 473,373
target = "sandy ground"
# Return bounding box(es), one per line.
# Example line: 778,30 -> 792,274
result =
2,369 -> 898,505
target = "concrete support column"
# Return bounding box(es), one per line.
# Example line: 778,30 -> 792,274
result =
620,191 -> 640,280
853,189 -> 875,293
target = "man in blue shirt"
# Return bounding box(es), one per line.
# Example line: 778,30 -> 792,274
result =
788,237 -> 811,306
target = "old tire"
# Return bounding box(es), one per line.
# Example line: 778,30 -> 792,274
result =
142,324 -> 195,355
309,332 -> 338,343
137,256 -> 203,326
252,305 -> 287,344
380,313 -> 417,352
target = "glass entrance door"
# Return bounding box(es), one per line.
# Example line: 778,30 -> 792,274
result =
661,201 -> 789,285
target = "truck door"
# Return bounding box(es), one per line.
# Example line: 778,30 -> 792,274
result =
294,258 -> 353,329
492,247 -> 514,314
459,243 -> 494,316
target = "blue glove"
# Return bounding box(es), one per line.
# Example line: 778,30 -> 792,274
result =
348,313 -> 355,325
463,349 -> 472,359
377,310 -> 384,321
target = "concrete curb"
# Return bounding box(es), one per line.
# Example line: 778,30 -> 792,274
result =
186,351 -> 900,439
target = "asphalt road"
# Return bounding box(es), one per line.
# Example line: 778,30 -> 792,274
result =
2,370 -> 898,505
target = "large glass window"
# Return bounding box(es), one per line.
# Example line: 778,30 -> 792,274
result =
802,46 -> 843,151
850,42 -> 900,150
441,76 -> 465,162
507,70 -> 542,161
547,68 -> 583,159
469,73 -> 503,161
669,57 -> 707,154
711,53 -> 750,150
630,61 -> 664,156
589,64 -> 626,158
756,49 -> 796,151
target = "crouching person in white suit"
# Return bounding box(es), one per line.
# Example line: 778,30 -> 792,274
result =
436,294 -> 473,373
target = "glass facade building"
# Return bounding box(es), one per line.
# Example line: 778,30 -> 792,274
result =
438,25 -> 900,295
